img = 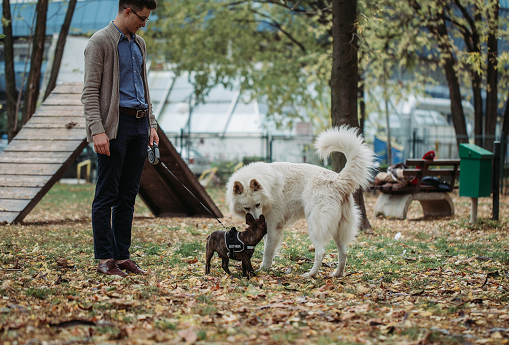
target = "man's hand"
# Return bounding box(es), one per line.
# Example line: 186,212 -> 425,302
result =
93,133 -> 110,156
149,128 -> 159,147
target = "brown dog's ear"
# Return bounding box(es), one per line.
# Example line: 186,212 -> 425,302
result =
250,179 -> 263,191
258,214 -> 265,222
246,213 -> 255,225
233,181 -> 244,195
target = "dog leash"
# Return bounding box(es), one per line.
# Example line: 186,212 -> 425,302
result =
148,142 -> 228,230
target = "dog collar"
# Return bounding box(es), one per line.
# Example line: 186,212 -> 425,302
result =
224,227 -> 255,258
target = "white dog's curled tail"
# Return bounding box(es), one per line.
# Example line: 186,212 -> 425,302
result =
315,125 -> 376,195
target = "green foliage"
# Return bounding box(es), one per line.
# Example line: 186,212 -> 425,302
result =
142,0 -> 509,141
145,0 -> 332,129
358,0 -> 509,116
143,243 -> 163,256
175,241 -> 204,257
155,319 -> 177,330
196,329 -> 207,340
25,287 -> 55,300
0,111 -> 8,137
210,160 -> 240,185
242,156 -> 264,165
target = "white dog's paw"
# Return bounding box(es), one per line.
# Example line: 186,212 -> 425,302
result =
330,270 -> 344,278
301,271 -> 316,279
259,261 -> 272,271
256,266 -> 271,273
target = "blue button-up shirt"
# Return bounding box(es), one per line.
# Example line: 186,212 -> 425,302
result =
113,23 -> 147,110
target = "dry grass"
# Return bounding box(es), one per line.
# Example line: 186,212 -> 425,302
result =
1,183 -> 508,344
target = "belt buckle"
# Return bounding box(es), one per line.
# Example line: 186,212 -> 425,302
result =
136,110 -> 144,118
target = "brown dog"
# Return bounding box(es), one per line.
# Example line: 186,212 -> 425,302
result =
205,214 -> 267,277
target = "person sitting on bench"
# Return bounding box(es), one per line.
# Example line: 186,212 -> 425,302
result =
374,151 -> 435,191
374,162 -> 411,191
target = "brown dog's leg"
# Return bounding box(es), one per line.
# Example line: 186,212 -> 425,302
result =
241,261 -> 247,277
240,255 -> 255,278
205,244 -> 214,275
221,257 -> 231,275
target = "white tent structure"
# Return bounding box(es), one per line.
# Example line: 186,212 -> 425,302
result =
147,69 -> 305,163
365,88 -> 476,160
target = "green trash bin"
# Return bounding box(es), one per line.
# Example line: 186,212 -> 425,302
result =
459,144 -> 493,198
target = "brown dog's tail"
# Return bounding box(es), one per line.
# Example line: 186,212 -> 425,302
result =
315,125 -> 376,196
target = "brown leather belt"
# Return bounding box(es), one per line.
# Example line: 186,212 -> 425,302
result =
119,106 -> 148,118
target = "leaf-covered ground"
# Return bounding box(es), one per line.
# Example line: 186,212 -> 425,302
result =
1,183 -> 508,344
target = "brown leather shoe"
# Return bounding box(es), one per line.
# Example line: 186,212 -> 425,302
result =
97,259 -> 127,277
117,259 -> 149,275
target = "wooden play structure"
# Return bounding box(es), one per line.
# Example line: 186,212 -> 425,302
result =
0,82 -> 222,224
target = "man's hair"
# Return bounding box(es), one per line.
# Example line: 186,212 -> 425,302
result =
119,0 -> 157,12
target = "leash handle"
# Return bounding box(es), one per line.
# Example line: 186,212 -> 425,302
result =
148,143 -> 160,165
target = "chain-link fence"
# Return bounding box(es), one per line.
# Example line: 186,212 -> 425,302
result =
166,132 -> 322,165
167,131 -> 509,194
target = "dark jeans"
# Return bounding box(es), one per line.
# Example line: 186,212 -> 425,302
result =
92,112 -> 149,260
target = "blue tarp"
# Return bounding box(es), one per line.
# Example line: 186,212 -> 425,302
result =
374,135 -> 404,165
0,61 -> 47,93
1,0 -> 118,37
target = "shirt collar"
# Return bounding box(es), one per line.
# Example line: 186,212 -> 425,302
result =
112,21 -> 135,41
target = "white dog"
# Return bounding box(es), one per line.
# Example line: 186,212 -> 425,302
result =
225,125 -> 376,278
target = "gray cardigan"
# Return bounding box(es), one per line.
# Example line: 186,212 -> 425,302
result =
81,22 -> 157,143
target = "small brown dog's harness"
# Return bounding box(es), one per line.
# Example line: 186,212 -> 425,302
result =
225,227 -> 256,258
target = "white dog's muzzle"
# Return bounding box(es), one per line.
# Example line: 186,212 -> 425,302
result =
250,211 -> 263,220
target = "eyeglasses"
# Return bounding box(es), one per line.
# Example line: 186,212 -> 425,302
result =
124,7 -> 150,23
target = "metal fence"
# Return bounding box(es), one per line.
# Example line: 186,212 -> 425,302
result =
400,133 -> 501,161
166,132 -> 321,165
167,131 -> 509,194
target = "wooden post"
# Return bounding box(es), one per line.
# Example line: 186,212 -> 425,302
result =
470,197 -> 478,223
493,141 -> 500,220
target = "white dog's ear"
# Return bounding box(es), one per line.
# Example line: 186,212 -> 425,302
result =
233,181 -> 244,195
249,179 -> 263,192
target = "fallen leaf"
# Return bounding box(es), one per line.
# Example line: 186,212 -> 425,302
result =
56,257 -> 68,267
0,280 -> 15,292
178,328 -> 198,343
341,312 -> 356,321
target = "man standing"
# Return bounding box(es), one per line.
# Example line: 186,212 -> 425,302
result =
82,0 -> 158,276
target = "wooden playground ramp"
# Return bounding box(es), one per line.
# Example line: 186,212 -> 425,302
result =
0,82 -> 222,224
138,127 -> 223,219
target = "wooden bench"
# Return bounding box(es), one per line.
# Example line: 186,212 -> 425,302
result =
373,159 -> 460,220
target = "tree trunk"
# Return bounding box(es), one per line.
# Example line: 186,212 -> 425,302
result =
21,0 -> 48,125
443,58 -> 469,147
331,0 -> 371,231
472,73 -> 483,147
331,0 -> 359,131
2,0 -> 18,142
484,0 -> 499,152
358,70 -> 365,135
43,0 -> 77,101
453,0 -> 483,147
429,11 -> 469,147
